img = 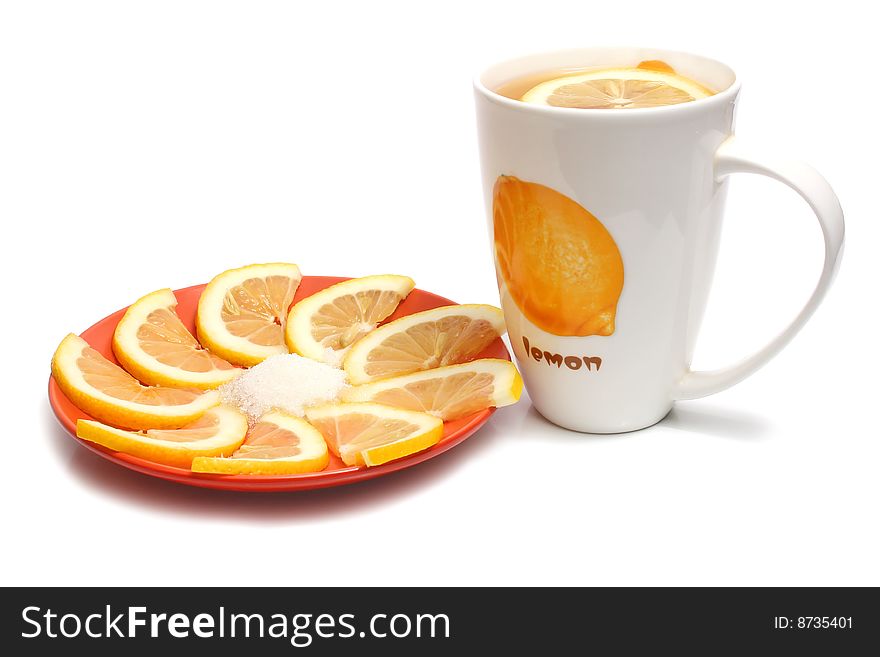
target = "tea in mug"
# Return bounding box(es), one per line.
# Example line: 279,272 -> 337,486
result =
494,60 -> 716,109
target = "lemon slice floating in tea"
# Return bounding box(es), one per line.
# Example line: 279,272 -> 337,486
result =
286,274 -> 415,365
342,359 -> 522,421
192,410 -> 329,475
77,405 -> 248,468
306,402 -> 443,467
521,61 -> 714,109
113,288 -> 240,390
196,263 -> 302,367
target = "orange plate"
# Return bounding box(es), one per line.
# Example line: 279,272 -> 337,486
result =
48,276 -> 509,492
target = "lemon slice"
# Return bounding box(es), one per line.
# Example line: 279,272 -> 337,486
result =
192,411 -> 329,475
77,405 -> 248,468
342,358 -> 522,421
52,333 -> 220,430
342,304 -> 506,385
521,67 -> 713,109
285,274 -> 415,365
305,402 -> 443,467
196,263 -> 302,367
112,288 -> 240,389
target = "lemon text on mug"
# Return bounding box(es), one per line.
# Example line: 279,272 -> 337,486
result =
522,336 -> 602,372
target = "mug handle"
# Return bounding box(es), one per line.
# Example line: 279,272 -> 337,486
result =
674,136 -> 845,400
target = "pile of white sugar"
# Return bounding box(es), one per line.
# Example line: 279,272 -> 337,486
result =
219,353 -> 348,422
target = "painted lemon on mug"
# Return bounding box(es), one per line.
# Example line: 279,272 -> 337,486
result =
493,176 -> 624,337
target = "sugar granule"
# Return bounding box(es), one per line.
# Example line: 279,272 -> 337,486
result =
220,353 -> 348,422
322,346 -> 347,367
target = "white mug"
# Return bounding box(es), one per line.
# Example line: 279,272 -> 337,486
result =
474,47 -> 844,433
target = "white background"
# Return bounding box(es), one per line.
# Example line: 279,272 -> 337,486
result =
1,0 -> 877,586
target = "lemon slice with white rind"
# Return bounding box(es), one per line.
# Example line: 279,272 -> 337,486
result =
342,304 -> 506,385
52,333 -> 220,430
192,410 -> 329,475
76,405 -> 248,468
113,288 -> 240,389
285,274 -> 415,365
196,263 -> 302,367
305,402 -> 443,467
521,67 -> 713,109
342,358 -> 522,421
